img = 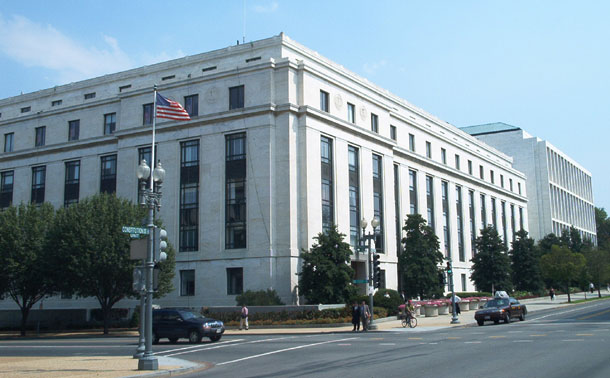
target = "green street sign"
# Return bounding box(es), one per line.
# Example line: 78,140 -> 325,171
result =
353,279 -> 368,284
122,226 -> 149,235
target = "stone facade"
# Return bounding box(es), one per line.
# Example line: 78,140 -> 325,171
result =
0,34 -> 528,310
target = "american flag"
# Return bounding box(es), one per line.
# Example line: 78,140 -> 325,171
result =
156,92 -> 191,121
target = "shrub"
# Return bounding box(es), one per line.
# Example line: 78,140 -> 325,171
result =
236,289 -> 284,306
373,289 -> 402,316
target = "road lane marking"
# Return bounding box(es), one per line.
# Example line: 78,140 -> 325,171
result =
513,340 -> 533,343
160,337 -> 296,357
464,341 -> 481,344
562,339 -> 584,342
379,343 -> 395,346
578,308 -> 610,320
216,337 -> 357,366
154,339 -> 244,355
489,336 -> 506,339
447,337 -> 461,340
337,344 -> 351,346
530,334 -> 546,337
371,338 -> 384,340
530,302 -> 609,322
408,337 -> 422,340
575,334 -> 593,336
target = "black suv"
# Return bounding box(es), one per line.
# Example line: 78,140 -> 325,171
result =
152,309 -> 225,344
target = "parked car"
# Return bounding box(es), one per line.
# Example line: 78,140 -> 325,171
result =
474,297 -> 527,326
152,309 -> 225,344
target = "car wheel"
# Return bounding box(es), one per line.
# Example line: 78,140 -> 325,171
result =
477,320 -> 484,326
210,335 -> 221,342
188,330 -> 201,344
169,338 -> 178,344
504,313 -> 511,324
152,332 -> 159,345
519,312 -> 525,321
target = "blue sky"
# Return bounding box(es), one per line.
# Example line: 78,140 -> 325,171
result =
0,1 -> 608,211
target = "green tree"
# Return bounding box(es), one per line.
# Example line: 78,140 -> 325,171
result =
540,245 -> 586,303
47,193 -> 175,334
510,229 -> 543,293
0,203 -> 56,336
538,233 -> 561,256
470,226 -> 512,293
298,225 -> 356,304
399,214 -> 444,300
595,208 -> 610,250
584,249 -> 610,298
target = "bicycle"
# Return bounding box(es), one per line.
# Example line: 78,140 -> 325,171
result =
400,310 -> 417,328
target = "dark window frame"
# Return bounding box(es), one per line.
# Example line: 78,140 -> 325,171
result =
225,133 -> 247,249
104,113 -> 116,135
184,94 -> 199,117
31,166 -> 46,204
229,85 -> 245,110
320,90 -> 329,112
321,136 -> 334,233
180,140 -> 199,252
35,126 -> 46,147
4,132 -> 14,152
143,103 -> 153,125
180,270 -> 195,296
0,170 -> 14,208
371,113 -> 379,133
227,267 -> 243,295
100,154 -> 117,194
68,120 -> 80,141
64,160 -> 80,207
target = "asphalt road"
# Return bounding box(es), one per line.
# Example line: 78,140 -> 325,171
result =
1,299 -> 609,378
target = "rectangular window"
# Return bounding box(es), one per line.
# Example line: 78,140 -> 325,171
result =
441,148 -> 447,164
227,267 -> 243,295
229,85 -> 245,110
480,194 -> 487,230
502,201 -> 507,246
519,207 -> 524,230
371,113 -> 379,133
64,160 -> 80,207
84,92 -> 96,100
426,176 -> 434,231
184,94 -> 199,117
52,100 -> 62,107
31,166 -> 46,204
119,85 -> 131,92
509,178 -> 513,191
455,155 -> 460,170
518,182 -> 522,195
390,125 -> 397,141
480,165 -> 484,179
348,146 -> 360,247
347,103 -> 355,123
394,164 -> 401,256
4,133 -> 13,152
442,181 -> 450,258
456,186 -> 464,262
104,113 -> 116,135
35,126 -> 46,147
409,170 -> 417,215
490,170 -> 495,184
491,198 -> 497,229
469,190 -> 476,255
468,160 -> 473,175
0,171 -> 14,208
180,140 -> 199,252
21,106 -> 31,113
461,274 -> 467,292
426,141 -> 431,158
510,204 -> 516,240
100,155 -> 117,194
226,133 -> 247,249
409,134 -> 415,152
500,174 -> 504,188
67,120 -> 79,141
138,146 -> 158,202
373,154 -> 384,252
143,103 -> 153,125
180,270 -> 195,296
320,90 -> 329,112
321,136 -> 334,233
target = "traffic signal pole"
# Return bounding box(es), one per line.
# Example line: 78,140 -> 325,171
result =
447,260 -> 460,324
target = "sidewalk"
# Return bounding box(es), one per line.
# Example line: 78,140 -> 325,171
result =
1,291 -> 608,378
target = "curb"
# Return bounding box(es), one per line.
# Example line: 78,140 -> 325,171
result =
122,359 -> 212,378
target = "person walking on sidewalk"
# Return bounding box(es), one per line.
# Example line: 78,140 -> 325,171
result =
589,282 -> 595,294
239,305 -> 249,330
351,301 -> 361,331
359,301 -> 370,332
549,287 -> 555,301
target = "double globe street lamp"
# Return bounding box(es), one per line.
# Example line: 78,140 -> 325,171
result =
135,159 -> 165,370
360,216 -> 380,330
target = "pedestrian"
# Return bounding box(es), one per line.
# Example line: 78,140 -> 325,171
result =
359,301 -> 370,332
607,283 -> 610,293
351,301 -> 360,332
549,287 -> 555,301
452,295 -> 461,315
589,282 -> 594,294
239,304 -> 249,330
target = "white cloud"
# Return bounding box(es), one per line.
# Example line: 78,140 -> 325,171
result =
0,15 -> 134,84
363,60 -> 387,75
252,1 -> 279,13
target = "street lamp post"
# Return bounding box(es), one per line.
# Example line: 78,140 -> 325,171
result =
361,217 -> 380,330
136,159 -> 165,371
446,259 -> 460,324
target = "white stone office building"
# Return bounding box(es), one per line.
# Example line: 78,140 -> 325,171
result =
0,34 -> 528,312
462,123 -> 596,244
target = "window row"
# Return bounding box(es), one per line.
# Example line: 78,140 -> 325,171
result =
547,147 -> 593,202
180,267 -> 243,297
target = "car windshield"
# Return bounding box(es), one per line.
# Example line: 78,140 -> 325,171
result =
486,299 -> 509,308
179,311 -> 203,320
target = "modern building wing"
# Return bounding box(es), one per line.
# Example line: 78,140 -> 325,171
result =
0,34 -> 528,311
462,122 -> 596,244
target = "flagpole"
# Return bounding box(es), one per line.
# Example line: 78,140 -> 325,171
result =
151,84 -> 157,190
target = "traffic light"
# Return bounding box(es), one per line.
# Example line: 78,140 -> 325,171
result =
373,254 -> 381,288
154,227 -> 168,263
446,261 -> 452,276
